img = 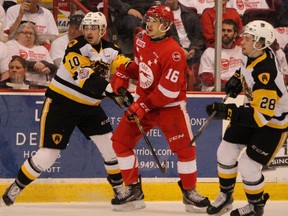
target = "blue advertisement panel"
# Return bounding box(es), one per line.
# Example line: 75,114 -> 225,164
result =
0,92 -> 223,179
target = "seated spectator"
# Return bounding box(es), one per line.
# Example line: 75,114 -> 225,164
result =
178,0 -> 232,15
0,4 -> 5,41
0,41 -> 10,80
230,0 -> 269,16
200,0 -> 243,47
80,0 -> 103,12
198,19 -> 242,92
5,21 -> 57,88
166,0 -> 205,65
109,0 -> 164,57
1,0 -> 17,12
3,0 -> 59,44
0,55 -> 29,89
277,0 -> 288,27
50,14 -> 84,68
165,0 -> 205,91
275,27 -> 288,50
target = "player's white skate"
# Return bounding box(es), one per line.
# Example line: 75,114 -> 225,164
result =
230,193 -> 269,216
111,177 -> 146,211
207,192 -> 233,215
1,182 -> 22,206
178,180 -> 210,213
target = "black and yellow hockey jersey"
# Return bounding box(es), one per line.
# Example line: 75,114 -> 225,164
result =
240,47 -> 288,129
46,35 -> 130,106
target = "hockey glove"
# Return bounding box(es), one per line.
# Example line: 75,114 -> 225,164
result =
206,102 -> 237,121
225,69 -> 242,98
92,60 -> 109,78
110,64 -> 130,95
125,99 -> 151,121
105,84 -> 133,108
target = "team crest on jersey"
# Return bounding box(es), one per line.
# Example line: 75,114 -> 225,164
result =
136,38 -> 146,48
78,67 -> 91,79
139,62 -> 154,89
172,52 -> 181,62
258,73 -> 270,85
52,134 -> 63,145
68,39 -> 78,47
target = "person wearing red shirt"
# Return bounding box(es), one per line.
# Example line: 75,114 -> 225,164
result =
200,0 -> 243,47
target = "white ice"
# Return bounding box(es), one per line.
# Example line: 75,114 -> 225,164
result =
0,201 -> 287,216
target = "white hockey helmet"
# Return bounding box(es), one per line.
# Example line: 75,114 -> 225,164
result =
81,12 -> 107,33
242,20 -> 275,50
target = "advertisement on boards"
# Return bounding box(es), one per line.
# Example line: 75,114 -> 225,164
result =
0,92 -> 287,181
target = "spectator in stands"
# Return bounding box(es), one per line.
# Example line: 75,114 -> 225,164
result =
1,0 -> 17,12
0,4 -> 5,41
200,0 -> 242,47
165,0 -> 205,91
0,40 -> 10,80
166,0 -> 205,65
80,0 -> 103,12
198,19 -> 242,92
50,14 -> 84,68
3,0 -> 59,44
0,55 -> 29,89
178,0 -> 232,15
109,0 -> 164,56
6,21 -> 57,88
230,0 -> 269,16
277,0 -> 288,27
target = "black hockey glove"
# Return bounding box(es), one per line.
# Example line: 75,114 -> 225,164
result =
105,85 -> 134,108
117,87 -> 134,107
206,102 -> 237,120
92,60 -> 109,78
225,69 -> 242,98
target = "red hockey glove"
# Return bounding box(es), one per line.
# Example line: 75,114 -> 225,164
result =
125,99 -> 151,121
110,64 -> 130,95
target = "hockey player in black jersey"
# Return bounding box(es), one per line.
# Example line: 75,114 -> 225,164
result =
0,12 -> 132,207
206,20 -> 288,216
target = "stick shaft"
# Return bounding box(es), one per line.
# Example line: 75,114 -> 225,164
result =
188,94 -> 230,146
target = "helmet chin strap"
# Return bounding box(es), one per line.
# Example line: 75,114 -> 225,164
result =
247,42 -> 265,57
147,24 -> 170,39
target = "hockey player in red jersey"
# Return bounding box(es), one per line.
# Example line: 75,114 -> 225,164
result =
206,20 -> 288,216
110,5 -> 210,212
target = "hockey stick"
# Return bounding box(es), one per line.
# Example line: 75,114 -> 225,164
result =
188,94 -> 230,147
118,87 -> 167,174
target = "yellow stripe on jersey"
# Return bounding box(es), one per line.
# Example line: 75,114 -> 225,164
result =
39,98 -> 52,148
268,132 -> 288,165
246,52 -> 267,69
49,83 -> 101,106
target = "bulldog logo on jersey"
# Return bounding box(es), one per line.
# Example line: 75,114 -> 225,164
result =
52,134 -> 63,145
172,52 -> 181,62
68,39 -> 78,47
258,73 -> 270,85
139,62 -> 154,89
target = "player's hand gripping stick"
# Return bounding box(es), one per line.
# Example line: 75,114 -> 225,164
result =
188,94 -> 229,147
